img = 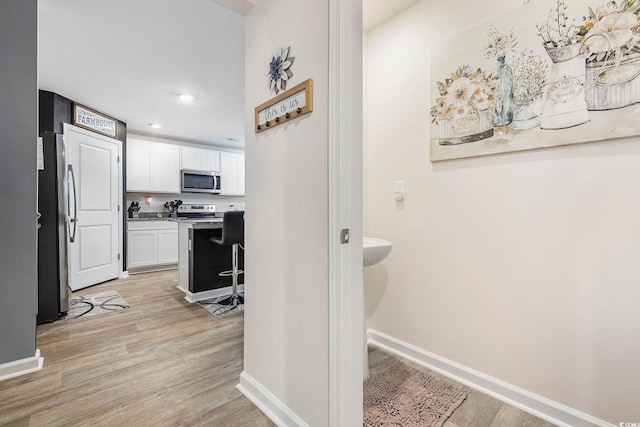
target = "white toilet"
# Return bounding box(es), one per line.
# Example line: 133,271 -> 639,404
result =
362,237 -> 392,380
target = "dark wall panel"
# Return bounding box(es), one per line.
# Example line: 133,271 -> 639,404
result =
0,0 -> 38,364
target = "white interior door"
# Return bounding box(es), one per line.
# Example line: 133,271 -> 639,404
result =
64,124 -> 121,291
328,0 -> 363,424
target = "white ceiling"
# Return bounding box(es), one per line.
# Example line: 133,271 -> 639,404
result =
38,0 -> 419,149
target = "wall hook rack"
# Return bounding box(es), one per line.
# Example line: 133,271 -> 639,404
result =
255,79 -> 313,133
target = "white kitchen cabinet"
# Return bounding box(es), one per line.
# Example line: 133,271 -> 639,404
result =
127,139 -> 180,193
152,144 -> 180,192
127,230 -> 157,268
157,229 -> 179,264
180,146 -> 220,172
180,147 -> 200,170
219,152 -> 245,196
127,220 -> 178,271
200,149 -> 220,172
238,155 -> 245,195
126,140 -> 152,191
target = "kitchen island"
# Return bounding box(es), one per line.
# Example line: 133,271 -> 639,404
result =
172,216 -> 244,303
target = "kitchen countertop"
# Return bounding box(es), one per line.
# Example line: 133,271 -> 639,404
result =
170,217 -> 223,229
127,212 -> 172,221
127,215 -> 225,228
169,217 -> 223,224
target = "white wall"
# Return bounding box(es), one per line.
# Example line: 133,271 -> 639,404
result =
365,1 -> 640,424
243,0 -> 330,425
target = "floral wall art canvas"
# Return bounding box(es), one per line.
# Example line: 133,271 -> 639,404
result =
429,0 -> 640,161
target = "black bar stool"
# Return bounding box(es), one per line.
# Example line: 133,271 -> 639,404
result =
210,211 -> 244,311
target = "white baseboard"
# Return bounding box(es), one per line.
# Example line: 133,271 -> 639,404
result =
237,371 -> 309,427
367,330 -> 614,427
0,349 -> 44,382
176,284 -> 245,303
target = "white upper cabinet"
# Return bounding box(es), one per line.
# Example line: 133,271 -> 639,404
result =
219,152 -> 245,196
127,140 -> 152,191
238,155 -> 245,195
128,138 -> 240,195
152,144 -> 180,192
180,147 -> 200,170
200,149 -> 220,172
180,146 -> 220,172
127,139 -> 180,193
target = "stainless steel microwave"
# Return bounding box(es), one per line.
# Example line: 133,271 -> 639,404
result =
181,169 -> 221,194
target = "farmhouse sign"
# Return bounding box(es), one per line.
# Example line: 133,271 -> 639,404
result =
73,103 -> 117,137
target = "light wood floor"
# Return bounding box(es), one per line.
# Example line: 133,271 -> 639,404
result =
368,347 -> 558,427
0,270 -> 274,427
2,269 -> 557,426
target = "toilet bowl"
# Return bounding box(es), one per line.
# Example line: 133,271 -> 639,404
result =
362,237 -> 392,380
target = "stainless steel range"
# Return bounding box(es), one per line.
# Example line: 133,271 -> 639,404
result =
176,204 -> 222,225
177,203 -> 217,218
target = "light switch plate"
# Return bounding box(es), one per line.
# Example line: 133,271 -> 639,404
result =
394,180 -> 406,201
37,137 -> 44,170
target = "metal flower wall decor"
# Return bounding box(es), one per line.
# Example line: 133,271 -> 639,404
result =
268,46 -> 295,95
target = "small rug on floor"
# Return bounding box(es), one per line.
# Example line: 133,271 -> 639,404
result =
364,360 -> 467,427
198,296 -> 244,318
61,290 -> 129,321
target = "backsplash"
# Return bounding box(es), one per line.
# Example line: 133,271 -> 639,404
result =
126,192 -> 245,216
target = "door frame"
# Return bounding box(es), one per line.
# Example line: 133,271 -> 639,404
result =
63,123 -> 124,282
328,0 -> 364,425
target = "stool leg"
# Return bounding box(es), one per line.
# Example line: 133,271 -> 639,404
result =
216,243 -> 244,307
232,243 -> 238,295
230,243 -> 244,305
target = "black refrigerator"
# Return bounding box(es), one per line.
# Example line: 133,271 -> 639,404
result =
37,132 -> 71,323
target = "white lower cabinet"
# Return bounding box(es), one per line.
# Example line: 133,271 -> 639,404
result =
157,229 -> 179,264
127,220 -> 178,271
128,230 -> 157,268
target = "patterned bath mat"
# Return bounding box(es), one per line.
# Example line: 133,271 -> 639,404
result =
61,290 -> 129,321
198,295 -> 244,318
364,361 -> 467,427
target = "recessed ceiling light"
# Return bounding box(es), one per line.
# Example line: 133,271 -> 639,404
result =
149,123 -> 163,129
176,92 -> 195,102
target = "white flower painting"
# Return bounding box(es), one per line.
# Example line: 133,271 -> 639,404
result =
429,0 -> 640,161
